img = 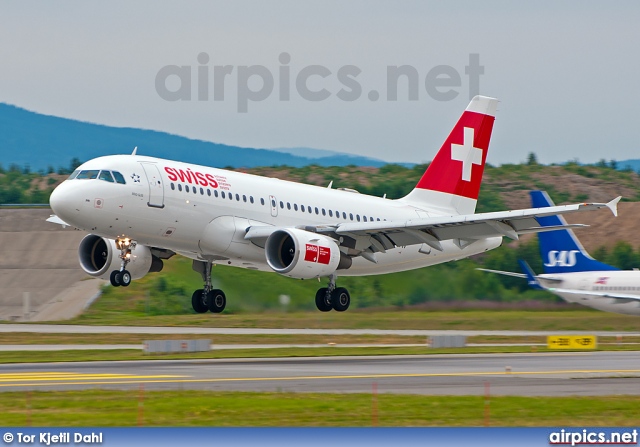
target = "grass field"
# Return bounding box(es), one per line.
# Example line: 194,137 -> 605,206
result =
2,390 -> 639,426
60,306 -> 640,332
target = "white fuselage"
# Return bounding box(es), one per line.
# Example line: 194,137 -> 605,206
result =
538,271 -> 640,316
50,155 -> 502,277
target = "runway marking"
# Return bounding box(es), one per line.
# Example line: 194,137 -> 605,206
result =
0,372 -> 185,383
2,368 -> 640,388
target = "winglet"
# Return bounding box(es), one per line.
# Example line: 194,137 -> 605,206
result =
131,146 -> 138,155
606,196 -> 621,217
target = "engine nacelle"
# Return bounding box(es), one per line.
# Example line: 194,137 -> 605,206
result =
78,234 -> 162,280
265,229 -> 344,279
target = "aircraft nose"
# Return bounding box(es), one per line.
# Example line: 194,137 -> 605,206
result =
49,181 -> 75,218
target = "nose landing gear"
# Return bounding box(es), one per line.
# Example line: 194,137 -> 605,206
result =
109,237 -> 135,287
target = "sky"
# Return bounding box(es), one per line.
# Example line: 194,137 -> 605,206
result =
0,1 -> 638,166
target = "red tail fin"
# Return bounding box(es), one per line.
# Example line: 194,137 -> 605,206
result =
402,96 -> 498,215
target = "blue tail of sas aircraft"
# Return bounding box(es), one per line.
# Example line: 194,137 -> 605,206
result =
530,191 -> 618,274
517,259 -> 543,289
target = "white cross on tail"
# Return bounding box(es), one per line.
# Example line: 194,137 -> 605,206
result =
450,127 -> 482,182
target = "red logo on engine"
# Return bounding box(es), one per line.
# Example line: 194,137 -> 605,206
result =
305,244 -> 331,265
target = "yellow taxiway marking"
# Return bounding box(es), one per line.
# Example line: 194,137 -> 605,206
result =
2,368 -> 640,388
0,372 -> 185,383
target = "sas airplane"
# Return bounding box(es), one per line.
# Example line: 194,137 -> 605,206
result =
47,96 -> 620,314
479,191 -> 640,316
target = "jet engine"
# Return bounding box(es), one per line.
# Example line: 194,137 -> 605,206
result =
78,234 -> 163,280
265,228 -> 350,279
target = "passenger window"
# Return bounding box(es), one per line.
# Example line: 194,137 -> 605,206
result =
221,191 -> 226,199
112,171 -> 126,184
322,209 -> 326,216
280,201 -> 284,209
271,199 -> 276,207
308,206 -> 312,213
214,190 -> 219,197
229,193 -> 233,200
178,184 -> 182,192
294,204 -> 298,211
185,185 -> 190,193
243,195 -> 247,202
287,202 -> 291,210
171,183 -> 175,190
76,170 -> 100,180
200,187 -> 204,195
342,212 -> 347,219
193,187 -> 197,194
301,205 -> 305,213
261,198 -> 265,205
315,207 -> 319,215
328,210 -> 333,217
363,216 -> 367,222
207,189 -> 211,196
349,213 -> 354,221
250,196 -> 254,204
236,194 -> 240,201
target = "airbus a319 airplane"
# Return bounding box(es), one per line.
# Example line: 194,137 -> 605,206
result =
481,191 -> 640,316
47,96 -> 620,314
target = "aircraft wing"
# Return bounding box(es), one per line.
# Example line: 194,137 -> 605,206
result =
245,197 -> 620,255
476,268 -> 528,279
548,288 -> 640,302
316,197 -> 620,253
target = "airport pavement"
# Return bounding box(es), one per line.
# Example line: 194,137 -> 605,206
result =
1,324 -> 640,337
1,351 -> 640,396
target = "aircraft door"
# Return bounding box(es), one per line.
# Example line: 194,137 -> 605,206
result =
269,195 -> 278,217
140,163 -> 165,209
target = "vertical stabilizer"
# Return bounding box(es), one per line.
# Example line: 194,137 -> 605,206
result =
531,191 -> 618,274
401,96 -> 498,215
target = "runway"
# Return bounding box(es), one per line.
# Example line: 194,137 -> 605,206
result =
2,324 -> 640,336
2,351 -> 640,396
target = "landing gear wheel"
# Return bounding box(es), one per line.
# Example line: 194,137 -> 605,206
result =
191,289 -> 208,313
206,289 -> 226,313
120,270 -> 131,287
331,287 -> 350,312
110,270 -> 121,287
315,288 -> 332,312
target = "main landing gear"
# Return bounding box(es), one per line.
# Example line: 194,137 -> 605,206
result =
191,260 -> 226,314
109,237 -> 135,287
315,274 -> 350,312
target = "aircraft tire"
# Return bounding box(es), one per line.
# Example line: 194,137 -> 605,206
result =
315,288 -> 332,312
110,270 -> 121,287
191,289 -> 208,313
331,287 -> 350,312
207,289 -> 226,313
120,270 -> 132,287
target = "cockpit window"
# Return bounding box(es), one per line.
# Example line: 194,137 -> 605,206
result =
112,171 -> 126,184
76,170 -> 100,180
68,170 -> 80,180
98,170 -> 115,183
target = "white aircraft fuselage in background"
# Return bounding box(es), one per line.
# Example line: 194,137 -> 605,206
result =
48,96 -> 618,314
